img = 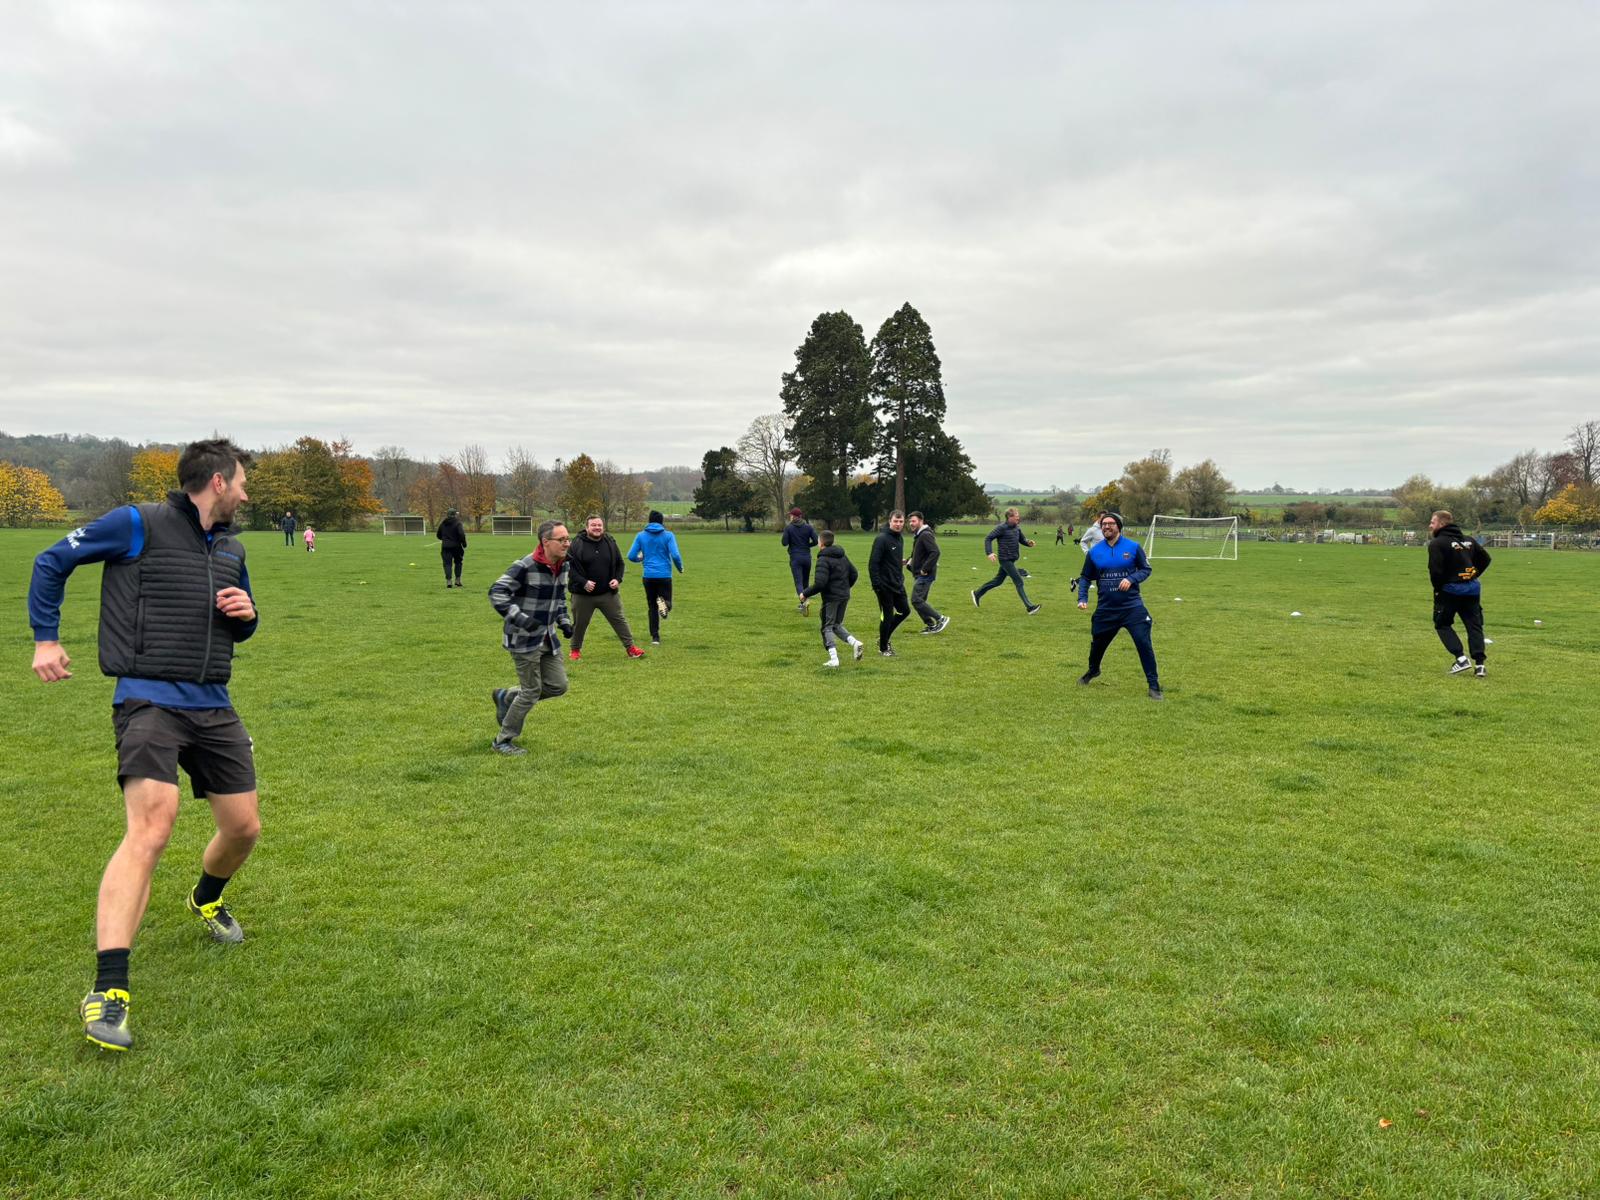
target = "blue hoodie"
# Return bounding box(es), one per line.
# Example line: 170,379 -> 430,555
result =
627,523 -> 684,579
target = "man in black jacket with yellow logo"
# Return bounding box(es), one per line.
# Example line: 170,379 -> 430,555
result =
1427,510 -> 1491,677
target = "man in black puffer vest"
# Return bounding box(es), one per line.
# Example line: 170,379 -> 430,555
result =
30,438 -> 263,1053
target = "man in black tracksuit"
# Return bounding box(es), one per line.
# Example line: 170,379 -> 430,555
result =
801,530 -> 864,667
780,508 -> 819,614
868,511 -> 912,656
436,509 -> 467,588
1427,510 -> 1491,677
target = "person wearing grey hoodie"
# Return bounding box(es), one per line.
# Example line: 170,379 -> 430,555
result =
626,510 -> 684,645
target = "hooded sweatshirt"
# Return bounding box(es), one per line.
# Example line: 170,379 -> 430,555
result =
626,522 -> 684,579
567,530 -> 625,594
1428,524 -> 1491,596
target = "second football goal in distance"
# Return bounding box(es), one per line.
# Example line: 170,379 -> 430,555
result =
1146,515 -> 1239,559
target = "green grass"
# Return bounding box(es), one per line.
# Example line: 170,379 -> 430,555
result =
3,530 -> 1598,1198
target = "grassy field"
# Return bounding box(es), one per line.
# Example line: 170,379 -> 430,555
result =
3,528 -> 1598,1198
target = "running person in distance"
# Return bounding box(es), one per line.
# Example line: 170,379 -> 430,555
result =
905,512 -> 949,634
437,508 -> 467,588
869,510 -> 912,657
801,530 -> 865,667
1427,509 -> 1491,677
565,515 -> 643,660
30,437 -> 263,1052
1076,511 -> 1163,700
627,510 -> 683,646
780,507 -> 819,615
973,507 -> 1039,613
488,520 -> 575,755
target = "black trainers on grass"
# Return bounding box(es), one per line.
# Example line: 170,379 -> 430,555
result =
1078,671 -> 1099,686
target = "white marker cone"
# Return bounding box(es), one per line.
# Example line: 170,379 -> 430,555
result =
1290,611 -> 1303,617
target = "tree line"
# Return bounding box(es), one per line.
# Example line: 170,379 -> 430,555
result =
1392,420 -> 1600,528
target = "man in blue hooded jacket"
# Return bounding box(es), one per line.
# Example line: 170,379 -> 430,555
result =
627,510 -> 684,645
1076,511 -> 1162,700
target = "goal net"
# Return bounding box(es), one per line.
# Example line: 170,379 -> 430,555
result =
382,514 -> 428,535
492,515 -> 534,536
1146,515 -> 1239,560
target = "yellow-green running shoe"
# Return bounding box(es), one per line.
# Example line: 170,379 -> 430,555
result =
81,989 -> 132,1051
187,890 -> 245,944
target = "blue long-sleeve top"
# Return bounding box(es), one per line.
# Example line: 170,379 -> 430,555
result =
29,505 -> 257,708
1077,535 -> 1152,610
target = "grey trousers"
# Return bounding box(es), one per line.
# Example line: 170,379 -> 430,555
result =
910,574 -> 942,626
499,649 -> 568,740
820,599 -> 854,650
570,590 -> 635,652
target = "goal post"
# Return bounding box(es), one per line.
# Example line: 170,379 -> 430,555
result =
382,514 -> 429,535
1146,515 -> 1239,560
491,515 -> 534,536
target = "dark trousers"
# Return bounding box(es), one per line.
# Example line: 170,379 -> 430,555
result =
643,578 -> 673,641
974,559 -> 1034,607
819,598 -> 853,650
873,585 -> 911,650
1088,604 -> 1160,687
1434,592 -> 1486,663
789,557 -> 811,595
283,528 -> 294,546
441,546 -> 463,583
910,574 -> 941,626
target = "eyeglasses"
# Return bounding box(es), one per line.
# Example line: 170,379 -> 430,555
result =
547,535 -> 571,543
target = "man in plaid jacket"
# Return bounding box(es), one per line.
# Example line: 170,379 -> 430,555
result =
487,519 -> 575,755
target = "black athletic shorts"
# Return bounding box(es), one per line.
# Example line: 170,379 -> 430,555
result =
112,700 -> 257,798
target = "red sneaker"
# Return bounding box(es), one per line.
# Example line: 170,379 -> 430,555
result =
626,645 -> 645,658
568,649 -> 581,661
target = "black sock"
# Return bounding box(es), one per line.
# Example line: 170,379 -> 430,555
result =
95,948 -> 130,993
193,870 -> 230,906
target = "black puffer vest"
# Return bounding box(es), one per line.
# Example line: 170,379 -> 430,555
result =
98,493 -> 248,683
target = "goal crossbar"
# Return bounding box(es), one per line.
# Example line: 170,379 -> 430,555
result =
382,514 -> 429,535
1146,514 -> 1239,560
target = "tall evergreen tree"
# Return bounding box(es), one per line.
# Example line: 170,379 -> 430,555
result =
780,311 -> 874,528
870,302 -> 946,515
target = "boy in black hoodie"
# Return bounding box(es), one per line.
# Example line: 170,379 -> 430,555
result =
1426,509 -> 1491,677
801,530 -> 865,667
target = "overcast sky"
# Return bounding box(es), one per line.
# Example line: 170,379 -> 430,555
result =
2,2 -> 1597,490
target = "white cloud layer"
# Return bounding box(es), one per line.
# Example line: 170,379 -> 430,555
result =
2,0 -> 1597,487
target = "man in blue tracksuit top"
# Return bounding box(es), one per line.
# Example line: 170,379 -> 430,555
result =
780,507 -> 818,614
1076,511 -> 1163,700
29,437 -> 263,1051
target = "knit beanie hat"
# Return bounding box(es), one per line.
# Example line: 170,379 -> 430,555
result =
1103,511 -> 1124,529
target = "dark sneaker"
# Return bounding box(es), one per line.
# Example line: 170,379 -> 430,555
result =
491,739 -> 526,756
930,615 -> 950,634
651,638 -> 661,646
880,646 -> 896,657
493,688 -> 511,727
1149,687 -> 1164,701
1475,664 -> 1486,678
81,989 -> 132,1052
797,599 -> 809,616
187,891 -> 244,944
1026,604 -> 1041,615
1449,657 -> 1472,675
971,590 -> 980,607
1078,671 -> 1100,686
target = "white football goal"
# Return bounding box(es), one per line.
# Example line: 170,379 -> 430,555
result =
382,514 -> 429,535
491,515 -> 534,536
1146,515 -> 1239,560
